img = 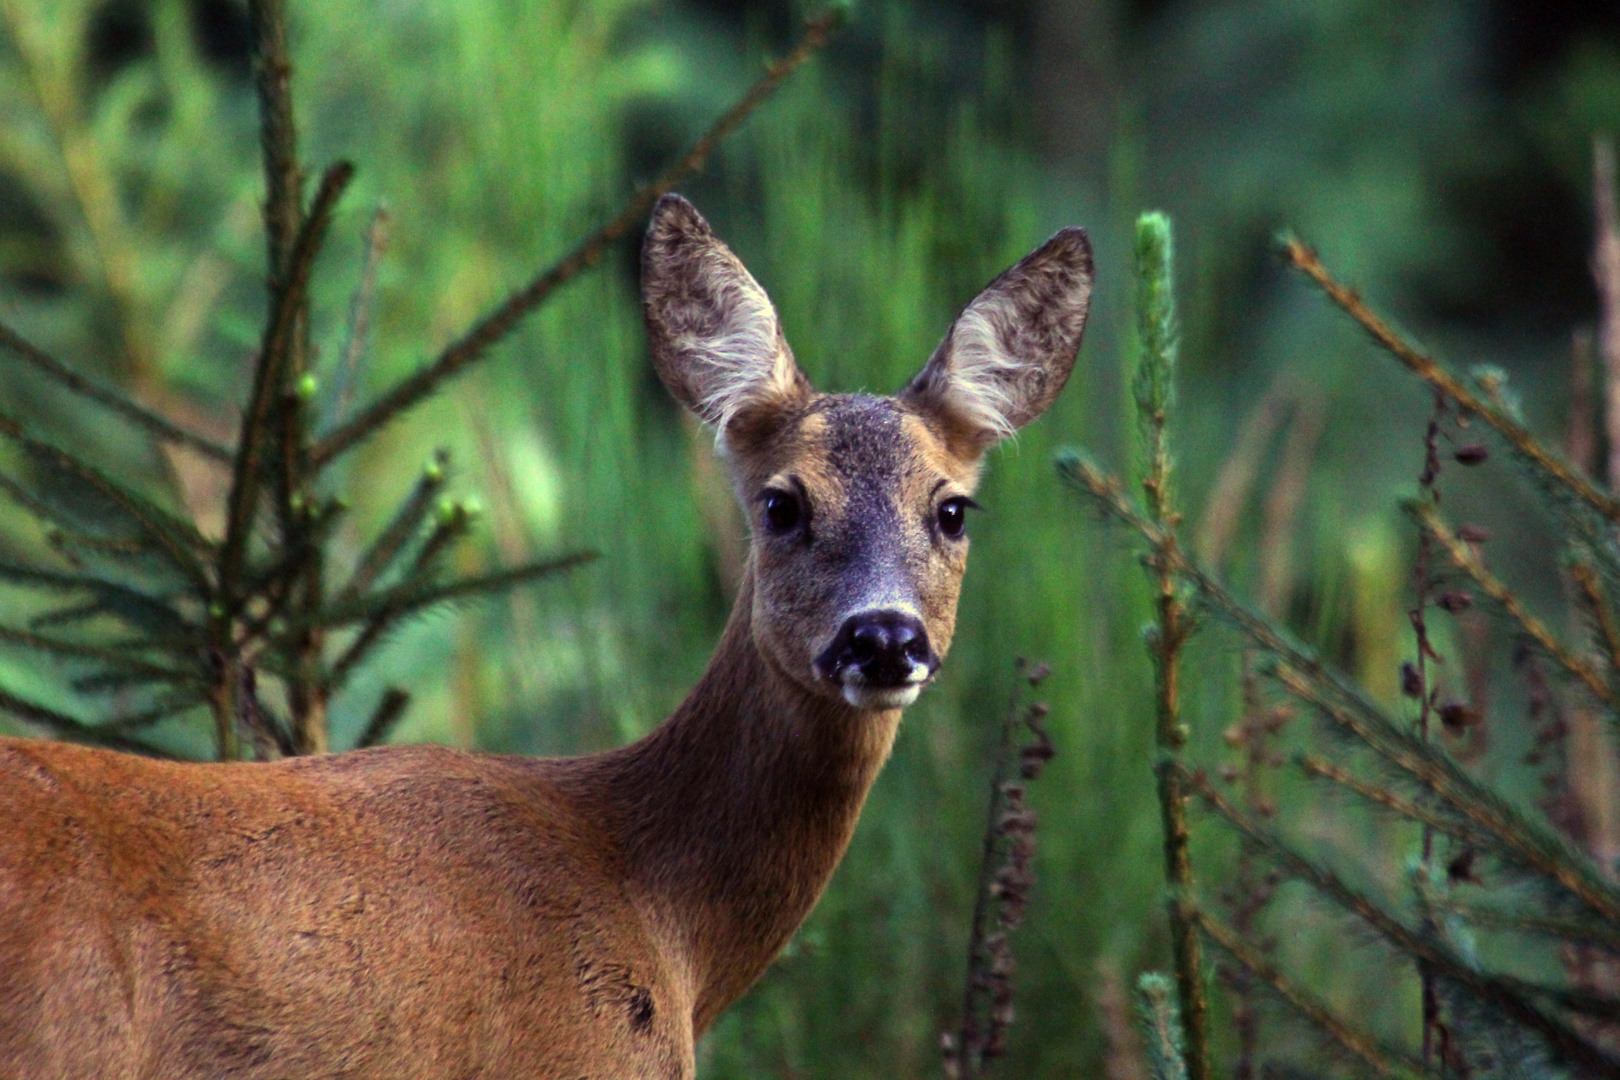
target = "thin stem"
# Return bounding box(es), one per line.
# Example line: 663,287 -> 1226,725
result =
1282,237 -> 1620,523
1410,390 -> 1444,1066
311,9 -> 845,468
953,681 -> 1021,1079
1133,212 -> 1210,1080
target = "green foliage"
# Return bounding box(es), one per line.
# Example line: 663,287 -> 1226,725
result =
1137,972 -> 1192,1080
1065,217 -> 1620,1079
1133,211 -> 1177,473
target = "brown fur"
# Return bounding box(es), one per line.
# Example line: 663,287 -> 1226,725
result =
0,195 -> 1091,1079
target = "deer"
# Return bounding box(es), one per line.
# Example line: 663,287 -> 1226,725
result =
0,194 -> 1092,1079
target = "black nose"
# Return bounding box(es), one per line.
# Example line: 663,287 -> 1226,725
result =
815,610 -> 936,686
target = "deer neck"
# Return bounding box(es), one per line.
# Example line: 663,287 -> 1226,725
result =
592,568 -> 902,1029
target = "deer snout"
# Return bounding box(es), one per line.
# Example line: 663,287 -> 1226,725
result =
815,610 -> 939,711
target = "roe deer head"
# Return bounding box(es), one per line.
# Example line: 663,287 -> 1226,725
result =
0,194 -> 1091,1079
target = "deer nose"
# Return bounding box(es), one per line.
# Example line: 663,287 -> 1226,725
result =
816,610 -> 937,688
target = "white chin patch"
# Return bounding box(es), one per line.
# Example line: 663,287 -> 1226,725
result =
841,683 -> 923,711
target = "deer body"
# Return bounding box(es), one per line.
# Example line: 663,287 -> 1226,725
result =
0,196 -> 1091,1079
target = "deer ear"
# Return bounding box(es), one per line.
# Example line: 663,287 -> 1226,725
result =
642,194 -> 810,437
902,227 -> 1093,454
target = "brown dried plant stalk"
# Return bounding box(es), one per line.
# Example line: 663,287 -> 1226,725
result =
942,659 -> 1056,1080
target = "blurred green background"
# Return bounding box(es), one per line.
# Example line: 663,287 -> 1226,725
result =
0,0 -> 1616,1074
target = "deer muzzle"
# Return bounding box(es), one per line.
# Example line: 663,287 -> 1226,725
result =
814,609 -> 939,710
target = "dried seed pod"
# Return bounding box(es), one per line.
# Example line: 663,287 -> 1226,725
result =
1437,590 -> 1474,613
1438,699 -> 1482,733
1446,848 -> 1482,885
1401,662 -> 1423,698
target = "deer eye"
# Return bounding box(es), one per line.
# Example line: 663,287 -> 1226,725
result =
937,497 -> 970,539
763,490 -> 802,534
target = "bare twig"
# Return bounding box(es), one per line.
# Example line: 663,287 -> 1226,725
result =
1282,237 -> 1620,523
312,9 -> 845,468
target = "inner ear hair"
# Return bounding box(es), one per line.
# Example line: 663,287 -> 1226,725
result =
641,194 -> 811,436
902,227 -> 1093,452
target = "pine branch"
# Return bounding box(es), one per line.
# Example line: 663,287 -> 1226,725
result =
0,470 -> 159,572
1189,767 -> 1620,1079
1406,500 -> 1613,706
354,687 -> 409,749
1297,755 -> 1499,853
248,0 -> 303,281
1437,903 -> 1620,954
1193,907 -> 1434,1080
218,161 -> 354,610
0,685 -> 179,757
1281,236 -> 1620,523
1132,211 -> 1211,1080
319,550 -> 596,631
0,621 -> 195,683
1136,974 -> 1191,1080
1057,453 -> 1620,927
0,322 -> 231,460
0,414 -> 212,587
310,8 -> 846,468
0,560 -> 192,642
1275,664 -> 1620,926
335,451 -> 448,604
1570,559 -> 1620,682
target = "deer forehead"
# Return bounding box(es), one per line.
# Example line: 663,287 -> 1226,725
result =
739,394 -> 977,515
